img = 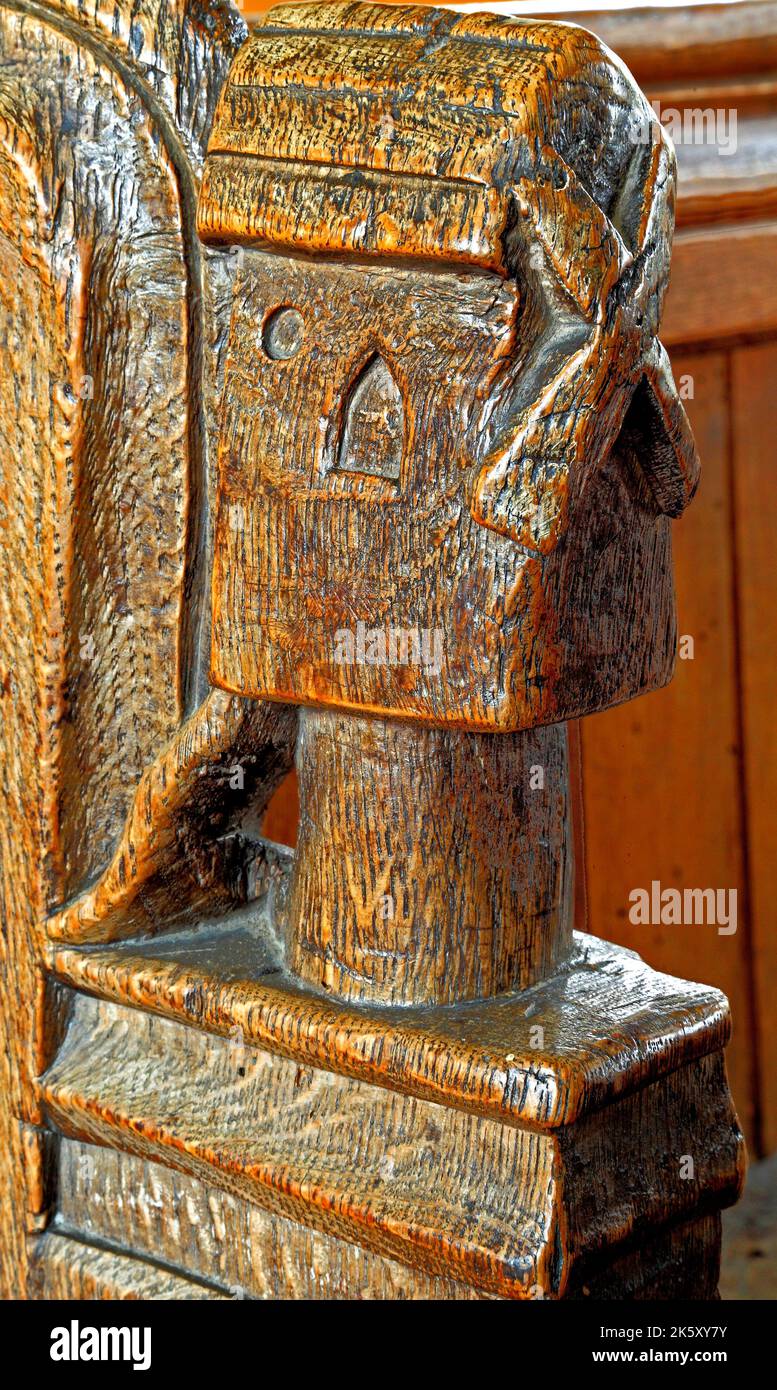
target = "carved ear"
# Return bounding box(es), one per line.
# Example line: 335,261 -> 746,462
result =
471,338 -> 698,554
619,342 -> 701,516
469,144 -> 639,554
469,320 -> 625,555
470,124 -> 696,552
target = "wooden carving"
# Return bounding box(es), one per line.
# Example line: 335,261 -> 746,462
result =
1,0 -> 744,1301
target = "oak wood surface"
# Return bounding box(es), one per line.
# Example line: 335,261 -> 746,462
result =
202,4 -> 698,734
663,223 -> 777,349
34,1232 -> 227,1300
39,982 -> 743,1298
54,1140 -> 487,1300
48,926 -> 733,1131
257,0 -> 777,1159
49,1138 -> 726,1301
565,2 -> 777,1158
0,0 -> 257,1297
288,711 -> 572,1003
730,340 -> 777,1154
0,0 -> 748,1302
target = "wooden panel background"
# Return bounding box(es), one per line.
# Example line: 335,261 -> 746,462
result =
251,0 -> 777,1157
577,349 -> 760,1149
549,0 -> 777,1159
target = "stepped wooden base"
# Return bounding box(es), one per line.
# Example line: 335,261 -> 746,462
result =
33,1149 -> 722,1301
37,920 -> 745,1300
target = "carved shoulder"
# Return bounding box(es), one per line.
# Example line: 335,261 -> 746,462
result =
0,0 -> 248,905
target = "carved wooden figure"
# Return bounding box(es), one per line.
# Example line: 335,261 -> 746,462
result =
1,0 -> 744,1300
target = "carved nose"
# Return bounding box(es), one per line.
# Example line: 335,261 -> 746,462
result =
337,353 -> 404,483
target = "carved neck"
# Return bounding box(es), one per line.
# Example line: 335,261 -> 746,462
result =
286,709 -> 574,1007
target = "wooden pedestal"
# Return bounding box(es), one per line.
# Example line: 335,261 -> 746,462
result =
40,853 -> 744,1299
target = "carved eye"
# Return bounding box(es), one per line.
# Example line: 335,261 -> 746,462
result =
262,306 -> 304,360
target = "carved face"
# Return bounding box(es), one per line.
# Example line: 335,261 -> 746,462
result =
202,4 -> 699,731
209,248 -> 682,730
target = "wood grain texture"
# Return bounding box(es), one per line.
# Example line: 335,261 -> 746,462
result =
40,989 -> 743,1299
663,223 -> 777,350
209,248 -> 691,731
0,0 -> 289,1297
557,3 -> 777,87
1,0 -> 745,1302
48,925 -> 735,1132
579,351 -> 755,1143
46,4 -> 700,980
570,1215 -> 722,1302
554,1 -> 777,1157
33,1232 -> 226,1300
202,3 -> 698,733
47,689 -> 296,945
53,1139 -> 723,1300
0,0 -> 245,906
730,342 -> 777,1153
546,3 -> 777,357
55,1139 -> 487,1299
42,992 -> 563,1297
257,0 -> 777,1155
288,710 -> 572,1003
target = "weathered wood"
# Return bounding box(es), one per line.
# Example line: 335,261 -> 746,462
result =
192,0 -> 699,1031
288,711 -> 572,1003
48,926 -> 734,1134
33,1233 -> 226,1301
47,690 -> 296,944
39,985 -> 743,1299
0,0 -> 279,1298
55,1139 -> 487,1300
1,0 -> 746,1302
202,8 -> 699,732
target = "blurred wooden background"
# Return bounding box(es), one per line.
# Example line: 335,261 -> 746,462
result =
247,1 -> 777,1157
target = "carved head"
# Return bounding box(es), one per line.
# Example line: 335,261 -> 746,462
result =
197,2 -> 699,731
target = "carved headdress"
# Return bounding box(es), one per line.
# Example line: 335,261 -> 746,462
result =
197,3 -> 699,731
200,2 -> 699,548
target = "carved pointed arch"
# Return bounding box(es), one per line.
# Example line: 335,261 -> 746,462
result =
336,351 -> 405,484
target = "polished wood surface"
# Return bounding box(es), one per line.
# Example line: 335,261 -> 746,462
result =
259,0 -> 777,1158
568,0 -> 777,1159
0,0 -> 747,1300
